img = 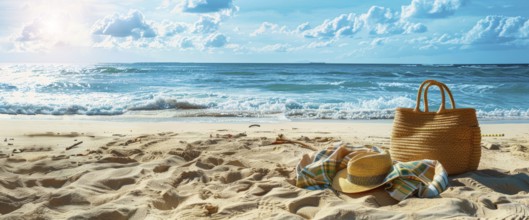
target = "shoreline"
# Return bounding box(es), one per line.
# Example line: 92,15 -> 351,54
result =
1,114 -> 529,124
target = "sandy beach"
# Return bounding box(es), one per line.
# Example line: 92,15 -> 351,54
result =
0,119 -> 527,219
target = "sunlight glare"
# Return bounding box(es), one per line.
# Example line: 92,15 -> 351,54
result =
42,17 -> 63,36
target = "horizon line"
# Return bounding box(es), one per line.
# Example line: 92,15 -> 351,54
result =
1,61 -> 528,65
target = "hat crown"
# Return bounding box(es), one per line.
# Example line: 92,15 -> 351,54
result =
347,151 -> 392,180
332,148 -> 394,193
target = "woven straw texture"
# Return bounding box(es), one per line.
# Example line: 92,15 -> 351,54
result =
390,80 -> 481,175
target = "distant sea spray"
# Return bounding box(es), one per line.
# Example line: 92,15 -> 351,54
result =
0,63 -> 528,121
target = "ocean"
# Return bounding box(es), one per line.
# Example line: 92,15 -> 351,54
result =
1,63 -> 528,122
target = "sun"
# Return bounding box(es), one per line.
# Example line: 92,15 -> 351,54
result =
42,17 -> 63,36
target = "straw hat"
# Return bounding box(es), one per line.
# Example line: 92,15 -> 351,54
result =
332,150 -> 393,193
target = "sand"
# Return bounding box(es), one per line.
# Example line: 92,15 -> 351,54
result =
0,119 -> 528,219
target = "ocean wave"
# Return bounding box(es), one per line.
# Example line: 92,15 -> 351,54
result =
172,110 -> 273,118
0,100 -> 528,120
377,82 -> 415,89
325,71 -> 352,75
90,66 -> 148,74
217,71 -> 257,76
40,82 -> 92,91
277,71 -> 298,75
127,98 -> 210,111
326,81 -> 346,86
264,83 -> 336,92
0,83 -> 17,91
285,109 -> 395,119
477,108 -> 529,119
0,104 -> 123,115
339,81 -> 377,88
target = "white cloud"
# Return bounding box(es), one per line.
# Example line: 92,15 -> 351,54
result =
462,16 -> 529,45
396,16 -> 529,54
11,20 -> 53,52
88,9 -> 235,50
157,20 -> 188,37
303,13 -> 360,38
193,16 -> 220,33
401,0 -> 467,19
204,33 -> 227,47
175,0 -> 236,13
92,10 -> 156,39
250,22 -> 288,36
295,22 -> 312,33
405,23 -> 428,33
15,20 -> 43,42
92,35 -> 164,49
302,6 -> 426,39
163,36 -> 196,49
361,6 -> 396,26
306,40 -> 335,48
371,38 -> 387,46
179,37 -> 195,48
259,43 -> 292,52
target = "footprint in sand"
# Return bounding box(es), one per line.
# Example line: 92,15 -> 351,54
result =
168,148 -> 201,161
286,193 -> 325,218
173,170 -> 208,186
195,156 -> 225,170
152,190 -> 186,210
140,138 -> 170,149
153,164 -> 171,173
110,148 -> 143,157
249,183 -> 282,196
97,156 -> 137,164
39,178 -> 68,188
47,192 -> 90,207
250,168 -> 270,181
256,199 -> 289,219
219,171 -> 245,184
0,194 -> 39,215
223,181 -> 254,193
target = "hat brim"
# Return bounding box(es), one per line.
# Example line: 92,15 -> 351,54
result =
332,169 -> 389,193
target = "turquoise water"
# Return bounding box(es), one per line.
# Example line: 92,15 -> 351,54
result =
0,63 -> 528,121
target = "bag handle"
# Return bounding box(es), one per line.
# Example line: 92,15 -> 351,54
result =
414,80 -> 456,113
424,81 -> 456,112
414,80 -> 436,112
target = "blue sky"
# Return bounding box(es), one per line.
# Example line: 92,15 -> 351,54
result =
0,0 -> 528,63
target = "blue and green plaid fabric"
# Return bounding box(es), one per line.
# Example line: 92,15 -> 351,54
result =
295,143 -> 449,201
295,142 -> 368,190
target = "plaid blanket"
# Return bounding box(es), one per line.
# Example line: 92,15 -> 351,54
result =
295,143 -> 449,201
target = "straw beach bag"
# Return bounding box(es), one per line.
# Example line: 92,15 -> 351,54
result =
390,80 -> 481,175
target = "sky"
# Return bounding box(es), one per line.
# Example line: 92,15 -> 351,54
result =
0,0 -> 528,64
